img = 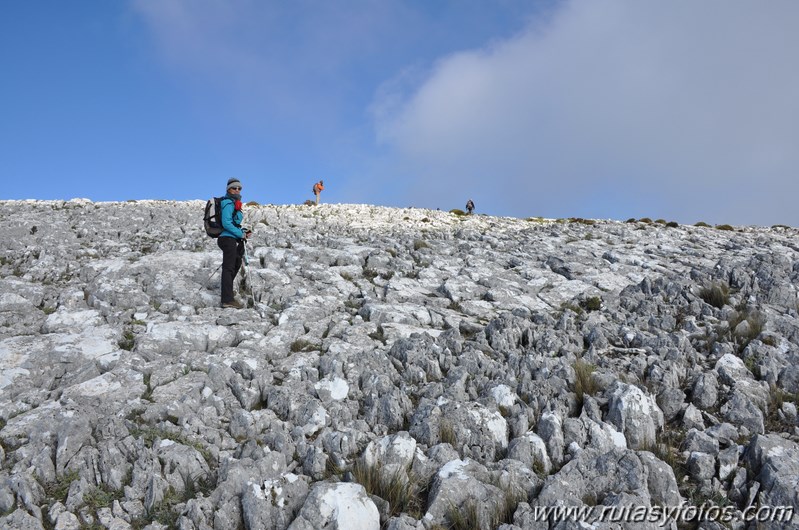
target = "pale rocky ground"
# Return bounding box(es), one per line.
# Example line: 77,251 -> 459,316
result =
0,199 -> 798,530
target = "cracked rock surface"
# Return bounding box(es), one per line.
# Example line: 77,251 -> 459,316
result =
1,199 -> 798,529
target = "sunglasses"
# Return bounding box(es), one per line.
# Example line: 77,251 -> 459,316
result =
229,187 -> 242,191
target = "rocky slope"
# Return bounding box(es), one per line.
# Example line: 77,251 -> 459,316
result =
0,199 -> 798,530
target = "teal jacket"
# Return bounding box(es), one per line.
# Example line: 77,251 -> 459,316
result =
219,195 -> 244,239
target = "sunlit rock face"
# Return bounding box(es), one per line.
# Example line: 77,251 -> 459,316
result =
1,199 -> 798,529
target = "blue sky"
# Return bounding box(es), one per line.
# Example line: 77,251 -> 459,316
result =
2,1 -> 798,226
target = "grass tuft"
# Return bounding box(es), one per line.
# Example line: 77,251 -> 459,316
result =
439,420 -> 457,446
580,296 -> 601,312
351,461 -> 424,519
413,239 -> 430,251
573,360 -> 598,408
289,339 -> 320,353
699,282 -> 729,309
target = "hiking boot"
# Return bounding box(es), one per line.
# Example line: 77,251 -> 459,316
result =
221,300 -> 244,309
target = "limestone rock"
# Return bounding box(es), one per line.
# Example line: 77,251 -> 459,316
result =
2,200 -> 799,528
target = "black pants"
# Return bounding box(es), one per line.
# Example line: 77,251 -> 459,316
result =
217,237 -> 244,303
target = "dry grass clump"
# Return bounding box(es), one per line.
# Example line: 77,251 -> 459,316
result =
573,359 -> 598,407
351,461 -> 424,519
699,282 -> 730,309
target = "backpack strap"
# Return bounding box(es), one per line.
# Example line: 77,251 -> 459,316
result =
220,197 -> 242,228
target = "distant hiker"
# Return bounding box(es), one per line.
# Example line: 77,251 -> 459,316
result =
313,180 -> 325,205
466,199 -> 475,215
218,178 -> 251,309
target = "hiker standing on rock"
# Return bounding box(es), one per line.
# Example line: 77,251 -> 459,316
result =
313,180 -> 324,205
218,178 -> 251,309
466,199 -> 475,215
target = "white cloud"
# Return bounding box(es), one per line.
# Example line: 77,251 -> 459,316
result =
374,0 -> 799,224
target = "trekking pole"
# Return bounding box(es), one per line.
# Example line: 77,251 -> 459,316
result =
241,233 -> 257,309
196,263 -> 223,297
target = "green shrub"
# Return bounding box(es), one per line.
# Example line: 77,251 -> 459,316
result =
625,218 -> 637,223
43,470 -> 80,502
694,221 -> 711,227
450,209 -> 466,216
666,221 -> 679,228
638,217 -> 653,224
118,331 -> 135,351
715,224 -> 735,231
580,296 -> 602,312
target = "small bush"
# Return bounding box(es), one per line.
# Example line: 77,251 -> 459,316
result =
580,296 -> 602,312
699,282 -> 730,309
638,217 -> 653,224
560,302 -> 583,316
413,239 -> 429,251
694,221 -> 711,227
625,218 -> 637,223
245,201 -> 260,206
655,219 -> 667,224
450,209 -> 466,216
666,221 -> 679,228
289,339 -> 319,353
369,326 -> 387,345
715,224 -> 735,231
118,330 -> 135,351
569,217 -> 596,225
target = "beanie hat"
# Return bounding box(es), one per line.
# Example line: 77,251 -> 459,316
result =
227,178 -> 242,191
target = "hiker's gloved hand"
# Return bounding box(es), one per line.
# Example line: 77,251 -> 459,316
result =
244,229 -> 252,239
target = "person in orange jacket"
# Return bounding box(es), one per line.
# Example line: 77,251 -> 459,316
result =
313,180 -> 325,205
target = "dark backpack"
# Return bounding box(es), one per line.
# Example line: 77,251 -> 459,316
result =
203,197 -> 224,238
